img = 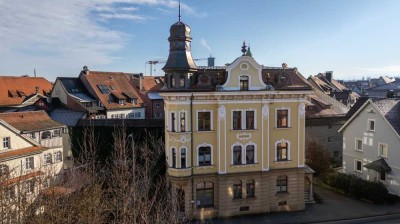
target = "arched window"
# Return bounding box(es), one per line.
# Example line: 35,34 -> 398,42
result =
0,164 -> 9,176
196,182 -> 214,208
276,141 -> 289,161
41,131 -> 51,139
246,145 -> 255,164
198,146 -> 211,166
180,148 -> 186,168
233,145 -> 242,165
246,179 -> 255,197
180,112 -> 186,132
170,75 -> 175,88
233,180 -> 242,199
179,74 -> 185,87
277,175 -> 288,193
171,148 -> 177,168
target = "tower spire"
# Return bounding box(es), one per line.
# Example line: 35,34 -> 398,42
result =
178,0 -> 181,21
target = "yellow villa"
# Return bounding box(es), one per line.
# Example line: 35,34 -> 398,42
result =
160,16 -> 314,219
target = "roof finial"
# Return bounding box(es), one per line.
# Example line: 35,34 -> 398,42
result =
241,41 -> 247,55
178,0 -> 181,21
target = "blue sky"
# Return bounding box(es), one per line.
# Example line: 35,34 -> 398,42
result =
0,0 -> 399,81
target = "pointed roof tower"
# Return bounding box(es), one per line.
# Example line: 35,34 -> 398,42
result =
162,0 -> 197,73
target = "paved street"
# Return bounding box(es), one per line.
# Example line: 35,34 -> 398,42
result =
216,185 -> 400,224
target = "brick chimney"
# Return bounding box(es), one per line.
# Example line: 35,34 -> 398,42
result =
326,71 -> 333,82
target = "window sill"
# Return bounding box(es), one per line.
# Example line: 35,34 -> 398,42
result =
274,127 -> 292,130
274,160 -> 292,164
232,198 -> 243,201
276,192 -> 289,196
354,170 -> 362,174
196,206 -> 216,210
195,165 -> 214,170
246,196 -> 256,200
230,163 -> 258,168
354,149 -> 363,152
230,129 -> 258,131
196,130 -> 214,133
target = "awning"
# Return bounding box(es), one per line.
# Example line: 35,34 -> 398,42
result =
364,158 -> 391,172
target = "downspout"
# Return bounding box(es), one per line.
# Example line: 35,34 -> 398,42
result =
190,93 -> 194,211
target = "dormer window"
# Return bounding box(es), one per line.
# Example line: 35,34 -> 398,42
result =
170,75 -> 175,88
119,99 -> 126,105
240,76 -> 249,91
180,74 -> 185,87
131,99 -> 137,105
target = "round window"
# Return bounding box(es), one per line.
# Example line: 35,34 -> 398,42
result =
240,63 -> 249,71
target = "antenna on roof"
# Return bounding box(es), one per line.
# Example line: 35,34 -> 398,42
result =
34,69 -> 36,77
178,0 -> 181,21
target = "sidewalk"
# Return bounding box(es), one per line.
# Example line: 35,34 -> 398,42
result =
216,185 -> 400,224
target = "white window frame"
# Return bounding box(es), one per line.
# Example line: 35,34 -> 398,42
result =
245,142 -> 257,164
231,143 -> 243,165
354,159 -> 363,173
54,151 -> 62,162
197,143 -> 213,166
239,75 -> 250,91
355,138 -> 363,151
275,140 -> 290,161
378,143 -> 388,158
275,107 -> 290,128
231,109 -> 257,130
180,147 -> 187,168
25,157 -> 35,170
44,153 -> 52,165
368,119 -> 375,132
2,137 -> 10,149
179,110 -> 188,132
196,110 -> 213,131
169,111 -> 177,132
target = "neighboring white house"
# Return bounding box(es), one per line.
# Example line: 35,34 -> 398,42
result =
339,98 -> 400,195
0,111 -> 66,222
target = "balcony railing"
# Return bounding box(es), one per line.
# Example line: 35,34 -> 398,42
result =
40,137 -> 63,148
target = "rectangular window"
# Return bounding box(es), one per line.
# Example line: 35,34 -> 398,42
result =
355,138 -> 363,151
25,180 -> 35,194
246,145 -> 255,164
180,112 -> 186,132
246,111 -> 254,129
368,119 -> 375,131
380,172 -> 386,181
119,99 -> 125,105
3,137 -> 10,149
328,137 -> 332,143
233,181 -> 242,199
180,149 -> 186,168
55,151 -> 63,162
171,112 -> 176,132
198,112 -> 211,131
196,182 -> 214,208
30,133 -> 36,139
233,111 -> 242,130
276,176 -> 287,193
277,109 -> 288,128
240,76 -> 249,91
246,180 -> 255,197
25,157 -> 34,170
379,143 -> 388,158
277,142 -> 288,161
44,154 -> 52,165
198,146 -> 211,166
233,146 -> 242,165
355,160 -> 362,173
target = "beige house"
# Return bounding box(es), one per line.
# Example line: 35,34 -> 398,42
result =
160,16 -> 313,219
0,111 -> 66,222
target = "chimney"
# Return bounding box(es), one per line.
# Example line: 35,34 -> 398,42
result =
139,73 -> 143,91
208,56 -> 215,67
82,66 -> 89,75
326,71 -> 333,82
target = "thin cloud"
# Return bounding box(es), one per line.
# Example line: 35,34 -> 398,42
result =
354,66 -> 400,73
201,38 -> 212,54
0,0 -> 202,79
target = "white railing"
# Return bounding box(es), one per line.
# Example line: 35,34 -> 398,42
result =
40,137 -> 63,148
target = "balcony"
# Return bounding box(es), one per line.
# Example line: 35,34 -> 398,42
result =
40,137 -> 63,148
168,167 -> 192,177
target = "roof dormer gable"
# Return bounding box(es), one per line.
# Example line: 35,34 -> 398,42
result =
222,56 -> 266,91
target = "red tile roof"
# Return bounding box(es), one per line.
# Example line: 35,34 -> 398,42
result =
141,76 -> 164,92
0,111 -> 64,131
80,71 -> 144,110
0,76 -> 52,106
1,171 -> 43,186
0,146 -> 45,160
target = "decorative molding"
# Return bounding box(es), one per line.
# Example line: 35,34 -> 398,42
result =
240,62 -> 249,71
236,132 -> 252,141
168,133 -> 191,143
262,104 -> 269,119
218,105 -> 226,120
299,103 -> 305,117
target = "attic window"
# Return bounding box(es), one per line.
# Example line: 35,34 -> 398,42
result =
119,99 -> 126,105
17,90 -> 26,97
97,85 -> 110,94
8,90 -> 19,98
131,99 -> 137,104
155,79 -> 160,84
71,88 -> 80,93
